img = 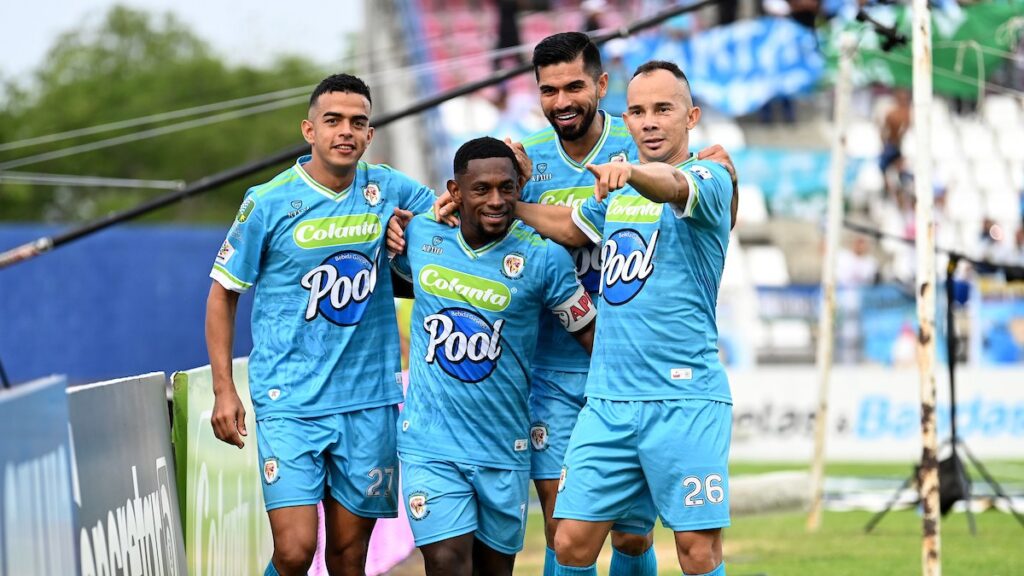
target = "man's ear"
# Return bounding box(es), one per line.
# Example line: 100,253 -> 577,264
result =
687,106 -> 701,130
301,118 -> 315,144
446,179 -> 461,205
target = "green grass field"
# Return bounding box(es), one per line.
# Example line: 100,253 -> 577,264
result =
508,461 -> 1024,575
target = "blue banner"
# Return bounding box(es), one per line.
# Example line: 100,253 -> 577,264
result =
622,17 -> 825,116
0,376 -> 78,576
0,225 -> 254,384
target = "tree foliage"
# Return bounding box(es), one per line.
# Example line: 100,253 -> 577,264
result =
1,6 -> 331,224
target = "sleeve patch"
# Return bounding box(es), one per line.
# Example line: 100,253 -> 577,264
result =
215,239 -> 235,264
689,165 -> 713,180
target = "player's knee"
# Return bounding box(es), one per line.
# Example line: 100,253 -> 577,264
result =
675,533 -> 720,573
553,527 -> 599,566
422,542 -> 471,575
272,541 -> 316,575
324,540 -> 369,575
611,530 -> 653,556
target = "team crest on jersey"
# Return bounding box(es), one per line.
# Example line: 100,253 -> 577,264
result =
557,466 -> 568,493
423,308 -> 504,383
530,422 -> 549,451
601,229 -> 658,306
216,240 -> 235,264
301,249 -> 379,326
363,181 -> 381,206
501,253 -> 525,279
408,492 -> 429,520
263,458 -> 279,485
237,197 -> 255,223
689,165 -> 712,180
608,150 -> 628,163
268,388 -> 281,400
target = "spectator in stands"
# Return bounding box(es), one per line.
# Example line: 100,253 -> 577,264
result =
879,89 -> 911,198
836,234 -> 879,286
581,0 -> 606,32
601,39 -> 631,116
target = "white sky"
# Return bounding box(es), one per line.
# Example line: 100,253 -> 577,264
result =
0,0 -> 365,82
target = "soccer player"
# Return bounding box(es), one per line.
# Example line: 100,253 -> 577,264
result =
516,61 -> 737,576
205,74 -> 437,576
391,136 -> 596,576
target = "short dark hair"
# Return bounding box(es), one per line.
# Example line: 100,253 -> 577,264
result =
632,60 -> 691,90
453,137 -> 520,177
309,73 -> 372,109
532,32 -> 603,80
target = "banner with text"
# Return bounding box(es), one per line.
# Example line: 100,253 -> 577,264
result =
731,367 -> 1024,461
68,372 -> 186,576
0,376 -> 78,576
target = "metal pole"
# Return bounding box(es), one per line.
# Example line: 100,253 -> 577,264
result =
912,0 -> 941,572
807,31 -> 855,533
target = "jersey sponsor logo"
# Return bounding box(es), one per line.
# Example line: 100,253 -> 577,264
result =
529,422 -> 549,451
670,368 -> 693,380
419,264 -> 511,312
422,236 -> 443,255
571,245 -> 602,293
689,165 -> 712,180
286,199 -> 309,218
601,229 -> 658,305
423,308 -> 504,383
536,186 -> 591,209
263,458 -> 279,485
293,214 -> 382,249
216,239 -> 235,264
502,253 -> 525,279
408,491 -> 429,520
300,249 -> 378,326
533,162 -> 552,182
237,197 -> 255,223
606,195 -> 663,224
363,181 -> 381,206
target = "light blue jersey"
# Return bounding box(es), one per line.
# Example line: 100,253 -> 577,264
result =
210,156 -> 435,419
520,112 -> 636,372
570,156 -> 732,403
394,214 -> 594,470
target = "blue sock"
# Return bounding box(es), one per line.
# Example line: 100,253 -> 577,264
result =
684,562 -> 726,576
544,547 -> 557,576
264,561 -> 280,576
554,561 -> 598,575
610,545 -> 657,576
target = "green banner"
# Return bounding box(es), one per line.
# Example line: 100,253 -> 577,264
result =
172,359 -> 273,575
823,4 -> 1024,98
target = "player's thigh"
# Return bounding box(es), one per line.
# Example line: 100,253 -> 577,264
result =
323,493 -> 377,552
326,404 -> 400,519
420,532 -> 474,576
639,399 -> 732,532
400,453 -> 478,548
472,536 -> 516,576
553,398 -> 656,534
529,369 -> 587,481
472,466 -> 530,555
256,416 -> 333,511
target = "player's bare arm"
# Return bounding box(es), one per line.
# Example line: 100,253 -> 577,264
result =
205,281 -> 247,449
571,320 -> 596,355
516,202 -> 590,248
387,207 -> 414,255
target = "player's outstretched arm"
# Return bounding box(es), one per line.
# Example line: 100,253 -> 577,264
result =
206,281 -> 247,449
623,161 -> 693,208
516,202 -> 590,248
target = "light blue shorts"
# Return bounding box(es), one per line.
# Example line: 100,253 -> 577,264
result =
528,368 -> 587,480
553,397 -> 732,533
256,405 -> 399,517
399,452 -> 530,554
